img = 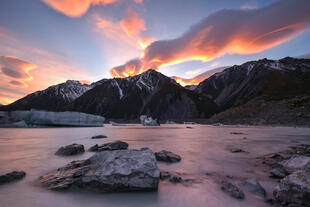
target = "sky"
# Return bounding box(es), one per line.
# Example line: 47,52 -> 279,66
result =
0,0 -> 310,104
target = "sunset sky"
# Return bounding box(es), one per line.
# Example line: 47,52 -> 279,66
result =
0,0 -> 310,104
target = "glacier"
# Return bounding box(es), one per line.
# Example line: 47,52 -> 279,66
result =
140,115 -> 160,126
0,110 -> 105,127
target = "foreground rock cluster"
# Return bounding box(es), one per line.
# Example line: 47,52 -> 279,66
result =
261,144 -> 310,206
40,148 -> 160,192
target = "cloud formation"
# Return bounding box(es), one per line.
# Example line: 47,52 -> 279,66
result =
42,0 -> 145,17
173,66 -> 228,86
42,0 -> 117,17
120,8 -> 146,37
0,55 -> 36,80
110,0 -> 310,78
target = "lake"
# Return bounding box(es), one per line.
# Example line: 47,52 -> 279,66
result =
0,124 -> 310,207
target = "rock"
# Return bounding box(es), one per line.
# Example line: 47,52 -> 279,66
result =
221,181 -> 245,200
40,148 -> 160,192
91,135 -> 107,139
239,178 -> 266,198
273,169 -> 310,207
155,150 -> 181,163
160,171 -> 171,180
279,155 -> 310,173
109,121 -> 127,126
270,168 -> 287,179
186,126 -> 193,129
229,148 -> 244,153
0,171 -> 26,184
230,132 -> 247,135
55,144 -> 85,156
169,175 -> 182,183
89,144 -> 99,152
89,141 -> 129,152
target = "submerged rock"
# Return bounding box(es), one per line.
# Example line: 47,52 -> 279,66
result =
89,141 -> 128,152
221,181 -> 245,200
273,169 -> 310,206
40,148 -> 160,192
169,175 -> 182,183
155,150 -> 181,163
55,144 -> 85,156
239,178 -> 266,198
229,148 -> 245,153
91,135 -> 107,139
279,155 -> 310,173
160,171 -> 171,180
0,171 -> 26,184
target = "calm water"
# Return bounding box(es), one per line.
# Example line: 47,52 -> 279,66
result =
0,124 -> 310,207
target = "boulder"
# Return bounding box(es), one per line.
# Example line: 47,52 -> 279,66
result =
55,144 -> 85,156
221,181 -> 245,200
273,169 -> 310,207
89,141 -> 128,152
239,178 -> 266,198
40,148 -> 160,192
279,155 -> 310,173
91,135 -> 107,139
169,175 -> 182,183
270,168 -> 287,179
155,150 -> 181,163
0,171 -> 26,184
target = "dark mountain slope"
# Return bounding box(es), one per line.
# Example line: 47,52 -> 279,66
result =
196,57 -> 310,110
70,69 -> 219,119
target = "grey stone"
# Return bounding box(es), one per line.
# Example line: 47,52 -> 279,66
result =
239,178 -> 266,198
221,181 -> 245,200
91,135 -> 107,139
270,168 -> 287,179
155,150 -> 181,163
273,169 -> 310,207
55,144 -> 85,156
0,171 -> 26,184
40,148 -> 160,192
89,141 -> 128,152
279,155 -> 310,173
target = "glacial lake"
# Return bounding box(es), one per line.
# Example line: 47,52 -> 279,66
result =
0,124 -> 310,207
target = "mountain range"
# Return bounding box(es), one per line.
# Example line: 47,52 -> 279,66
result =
1,57 -> 310,124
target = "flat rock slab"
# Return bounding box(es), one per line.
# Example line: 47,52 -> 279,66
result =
89,141 -> 128,152
40,148 -> 160,192
155,150 -> 181,163
91,135 -> 107,139
0,171 -> 26,184
55,144 -> 85,156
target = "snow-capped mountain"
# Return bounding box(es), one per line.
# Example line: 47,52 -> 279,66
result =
70,69 -> 219,119
195,57 -> 310,109
2,80 -> 95,111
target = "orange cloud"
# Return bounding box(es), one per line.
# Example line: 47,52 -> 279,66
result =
120,8 -> 146,37
110,0 -> 310,78
0,55 -> 36,82
42,0 -> 117,17
134,0 -> 143,4
173,66 -> 228,86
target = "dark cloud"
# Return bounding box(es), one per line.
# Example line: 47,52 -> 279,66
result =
9,80 -> 24,86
